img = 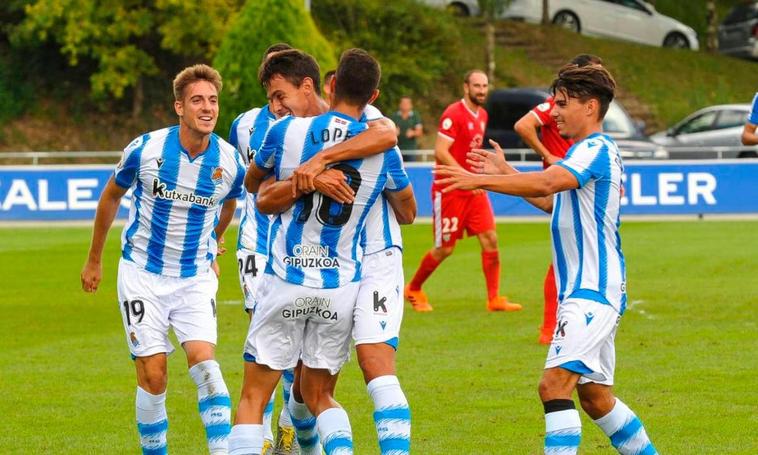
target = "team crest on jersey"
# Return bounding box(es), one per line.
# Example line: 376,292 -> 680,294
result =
211,166 -> 223,181
442,118 -> 453,130
468,122 -> 474,130
129,331 -> 140,347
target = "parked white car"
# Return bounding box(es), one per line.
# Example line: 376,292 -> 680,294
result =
503,0 -> 699,50
419,0 -> 480,16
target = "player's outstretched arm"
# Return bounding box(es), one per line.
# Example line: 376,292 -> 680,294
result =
468,139 -> 514,175
81,177 -> 128,293
514,112 -> 562,165
384,186 -> 417,225
258,170 -> 355,215
214,198 -> 237,253
291,118 -> 397,194
741,123 -> 758,145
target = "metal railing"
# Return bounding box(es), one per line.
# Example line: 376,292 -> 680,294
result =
1,146 -> 757,165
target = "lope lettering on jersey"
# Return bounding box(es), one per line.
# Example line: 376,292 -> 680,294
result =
152,178 -> 216,207
283,243 -> 340,269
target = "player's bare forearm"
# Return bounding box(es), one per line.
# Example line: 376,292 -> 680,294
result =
741,124 -> 758,145
320,118 -> 397,163
434,135 -> 460,167
244,162 -> 269,193
257,176 -> 302,215
385,186 -> 417,224
515,115 -> 561,165
214,198 -> 237,239
87,178 -> 126,263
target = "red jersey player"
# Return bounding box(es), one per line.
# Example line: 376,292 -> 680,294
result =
405,70 -> 521,312
514,54 -> 603,343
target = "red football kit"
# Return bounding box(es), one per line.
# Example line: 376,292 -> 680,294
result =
432,99 -> 495,248
530,96 -> 573,343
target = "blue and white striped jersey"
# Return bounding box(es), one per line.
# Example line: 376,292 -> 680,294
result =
228,105 -> 277,255
115,126 -> 245,278
255,111 -> 410,289
749,92 -> 758,125
359,105 -> 407,254
552,133 -> 627,314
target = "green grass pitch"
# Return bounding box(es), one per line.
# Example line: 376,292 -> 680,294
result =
0,221 -> 755,454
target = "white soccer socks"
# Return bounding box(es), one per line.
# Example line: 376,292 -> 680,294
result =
367,375 -> 411,454
189,360 -> 232,454
229,424 -> 263,455
543,399 -> 581,454
316,407 -> 354,455
263,389 -> 275,442
136,386 -> 168,454
593,399 -> 658,455
287,394 -> 322,454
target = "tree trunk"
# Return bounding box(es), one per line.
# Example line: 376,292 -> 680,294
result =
132,76 -> 144,120
706,0 -> 718,52
542,0 -> 550,25
486,21 -> 495,83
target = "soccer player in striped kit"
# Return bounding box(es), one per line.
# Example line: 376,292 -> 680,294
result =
228,49 -> 414,455
81,64 -> 245,454
438,63 -> 658,455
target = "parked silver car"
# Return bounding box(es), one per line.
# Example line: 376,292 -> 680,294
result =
718,2 -> 758,60
650,104 -> 758,158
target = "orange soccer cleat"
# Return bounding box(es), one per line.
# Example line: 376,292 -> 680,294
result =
404,285 -> 433,312
487,296 -> 522,312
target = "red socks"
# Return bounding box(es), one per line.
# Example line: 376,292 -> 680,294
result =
481,250 -> 501,301
542,263 -> 558,333
409,252 -> 441,291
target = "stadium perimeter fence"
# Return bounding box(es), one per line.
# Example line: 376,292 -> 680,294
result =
0,148 -> 756,221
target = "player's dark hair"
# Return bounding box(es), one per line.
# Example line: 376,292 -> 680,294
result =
333,48 -> 380,107
551,65 -> 616,119
173,64 -> 222,101
464,69 -> 487,84
262,43 -> 293,60
258,49 -> 321,95
570,54 -> 603,67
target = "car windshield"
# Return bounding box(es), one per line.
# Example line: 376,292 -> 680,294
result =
603,101 -> 636,137
722,4 -> 758,25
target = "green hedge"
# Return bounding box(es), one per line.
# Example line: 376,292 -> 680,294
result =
213,0 -> 337,136
311,0 -> 467,114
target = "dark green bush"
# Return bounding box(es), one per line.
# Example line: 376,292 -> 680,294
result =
311,0 -> 467,114
213,0 -> 337,136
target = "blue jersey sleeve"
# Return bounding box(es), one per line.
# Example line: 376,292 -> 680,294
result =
114,133 -> 149,189
228,113 -> 244,149
748,92 -> 758,125
556,138 -> 609,188
383,146 -> 410,192
225,152 -> 246,201
254,117 -> 290,175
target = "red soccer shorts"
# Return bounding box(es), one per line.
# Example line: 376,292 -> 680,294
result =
432,190 -> 495,248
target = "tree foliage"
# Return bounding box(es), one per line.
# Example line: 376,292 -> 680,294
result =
12,0 -> 239,101
213,0 -> 337,136
311,0 -> 465,114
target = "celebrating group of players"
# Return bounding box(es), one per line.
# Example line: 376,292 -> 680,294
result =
81,42 -> 659,455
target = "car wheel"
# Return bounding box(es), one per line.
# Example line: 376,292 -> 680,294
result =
446,2 -> 470,17
663,32 -> 690,49
552,11 -> 580,33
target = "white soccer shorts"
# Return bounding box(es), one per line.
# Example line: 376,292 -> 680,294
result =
244,273 -> 359,375
544,297 -> 620,386
117,258 -> 219,358
236,249 -> 269,312
353,247 -> 404,348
